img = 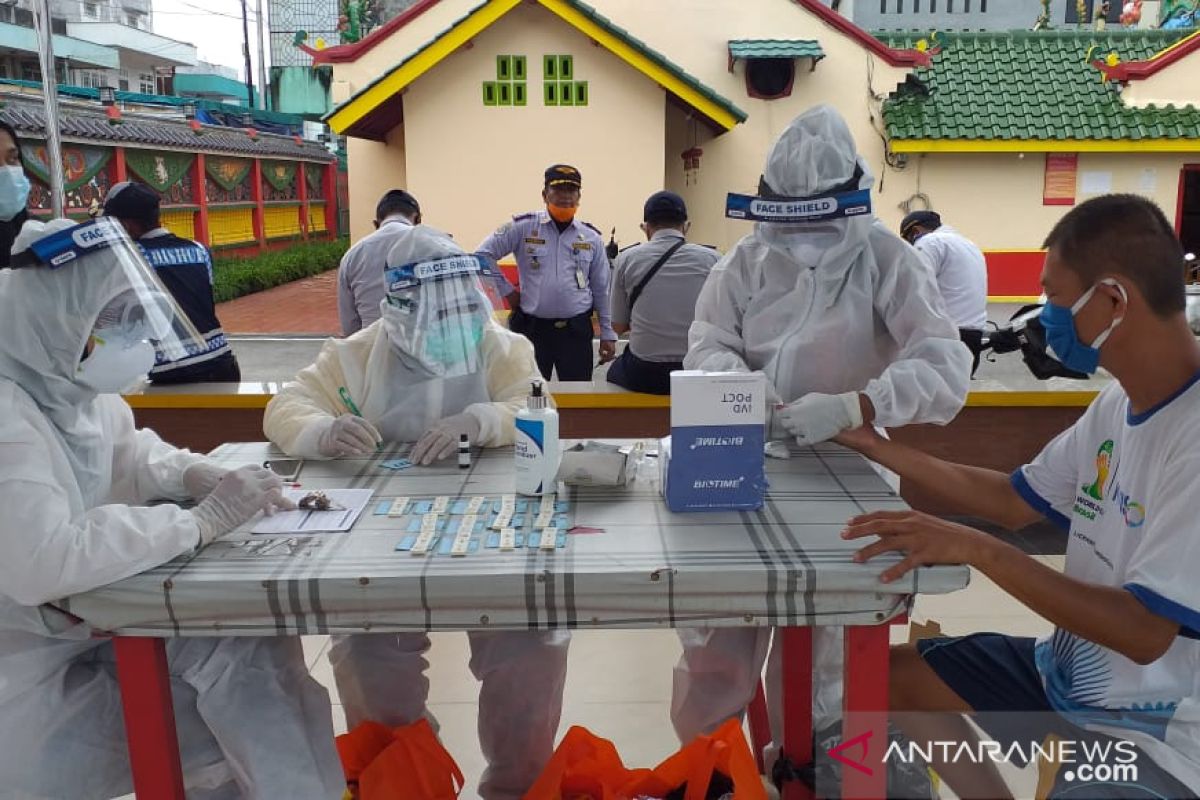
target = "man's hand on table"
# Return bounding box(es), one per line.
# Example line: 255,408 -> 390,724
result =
842,510 -> 999,584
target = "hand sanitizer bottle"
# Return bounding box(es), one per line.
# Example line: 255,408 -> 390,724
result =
514,381 -> 559,496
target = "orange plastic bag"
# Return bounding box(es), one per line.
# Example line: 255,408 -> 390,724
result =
523,725 -> 650,800
623,719 -> 766,800
336,718 -> 464,800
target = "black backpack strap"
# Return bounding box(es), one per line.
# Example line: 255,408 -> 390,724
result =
628,239 -> 685,313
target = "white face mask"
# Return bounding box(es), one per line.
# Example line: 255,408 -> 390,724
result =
0,164 -> 31,222
75,328 -> 157,393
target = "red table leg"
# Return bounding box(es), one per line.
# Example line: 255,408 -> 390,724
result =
842,625 -> 890,800
113,636 -> 186,800
780,627 -> 815,800
748,680 -> 771,774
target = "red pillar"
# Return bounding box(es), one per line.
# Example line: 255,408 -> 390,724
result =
297,160 -> 309,241
324,161 -> 337,238
113,146 -> 127,183
251,157 -> 266,251
194,153 -> 210,247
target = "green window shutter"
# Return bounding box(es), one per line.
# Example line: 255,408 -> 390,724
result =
498,82 -> 512,106
513,56 -> 526,81
514,82 -> 527,106
559,55 -> 573,81
496,55 -> 511,80
544,81 -> 558,106
543,55 -> 557,80
557,81 -> 574,106
482,82 -> 497,105
573,81 -> 588,106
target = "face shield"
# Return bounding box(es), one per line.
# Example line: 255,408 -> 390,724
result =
382,252 -> 501,378
14,218 -> 207,389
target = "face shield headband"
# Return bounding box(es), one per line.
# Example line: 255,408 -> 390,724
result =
725,164 -> 870,224
9,217 -> 207,367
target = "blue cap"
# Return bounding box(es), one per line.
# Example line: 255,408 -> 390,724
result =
643,191 -> 687,223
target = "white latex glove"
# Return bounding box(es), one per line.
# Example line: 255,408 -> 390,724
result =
764,440 -> 791,460
316,414 -> 381,458
190,465 -> 297,545
410,412 -> 482,466
181,461 -> 229,500
779,392 -> 864,446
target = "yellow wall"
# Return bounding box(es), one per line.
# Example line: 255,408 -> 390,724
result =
347,126 -> 407,244
335,0 -> 909,253
332,0 -> 1198,256
309,202 -> 328,233
263,204 -> 303,239
890,151 -> 1193,250
208,206 -> 256,247
398,2 -> 664,251
161,208 -> 195,240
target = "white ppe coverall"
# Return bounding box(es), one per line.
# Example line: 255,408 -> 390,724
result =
262,225 -> 568,800
0,230 -> 343,799
674,106 -> 971,764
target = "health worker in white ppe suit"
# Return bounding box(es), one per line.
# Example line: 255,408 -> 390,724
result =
262,224 -> 567,800
0,217 -> 344,800
674,106 -> 972,767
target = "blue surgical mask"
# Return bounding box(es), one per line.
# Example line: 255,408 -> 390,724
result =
0,165 -> 30,222
1039,279 -> 1126,375
422,314 -> 485,370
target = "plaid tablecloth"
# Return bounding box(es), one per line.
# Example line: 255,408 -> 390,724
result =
64,441 -> 969,635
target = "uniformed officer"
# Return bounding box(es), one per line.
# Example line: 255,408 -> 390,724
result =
103,181 -> 241,384
476,164 -> 616,380
608,191 -> 720,394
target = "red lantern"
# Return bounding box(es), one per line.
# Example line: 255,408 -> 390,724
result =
681,146 -> 703,186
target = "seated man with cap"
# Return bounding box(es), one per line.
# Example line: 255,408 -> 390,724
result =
607,191 -> 720,394
476,164 -> 617,381
102,181 -> 241,384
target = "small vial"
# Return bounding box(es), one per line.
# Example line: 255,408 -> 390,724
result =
458,434 -> 470,469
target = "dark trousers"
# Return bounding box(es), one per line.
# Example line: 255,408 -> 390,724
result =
606,347 -> 681,395
149,352 -> 242,385
511,309 -> 594,381
960,328 -> 984,377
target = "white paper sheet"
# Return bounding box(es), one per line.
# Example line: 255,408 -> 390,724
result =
251,488 -> 375,534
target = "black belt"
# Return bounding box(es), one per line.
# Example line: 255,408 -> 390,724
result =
528,310 -> 591,329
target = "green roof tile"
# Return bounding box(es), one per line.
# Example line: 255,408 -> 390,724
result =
728,39 -> 825,61
877,29 -> 1200,142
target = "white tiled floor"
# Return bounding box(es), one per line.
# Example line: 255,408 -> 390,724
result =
117,556 -> 1062,799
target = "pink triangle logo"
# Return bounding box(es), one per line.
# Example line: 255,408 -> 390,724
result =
827,730 -> 875,777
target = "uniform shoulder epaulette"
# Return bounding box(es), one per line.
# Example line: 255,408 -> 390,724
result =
699,243 -> 719,251
618,242 -> 641,254
581,221 -> 602,236
513,211 -> 537,222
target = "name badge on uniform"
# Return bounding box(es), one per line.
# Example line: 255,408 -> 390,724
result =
575,267 -> 587,290
572,241 -> 592,251
524,237 -> 546,245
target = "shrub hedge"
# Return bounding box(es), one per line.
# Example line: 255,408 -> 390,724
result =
212,237 -> 349,303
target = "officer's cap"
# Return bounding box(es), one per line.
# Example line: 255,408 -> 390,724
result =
544,164 -> 582,189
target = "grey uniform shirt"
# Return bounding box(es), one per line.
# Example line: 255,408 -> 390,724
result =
610,229 -> 720,363
337,216 -> 413,335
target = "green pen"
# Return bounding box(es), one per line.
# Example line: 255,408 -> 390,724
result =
338,386 -> 382,450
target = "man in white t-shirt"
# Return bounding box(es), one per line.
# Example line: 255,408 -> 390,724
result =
901,210 -> 988,375
841,195 -> 1200,799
